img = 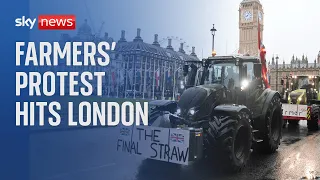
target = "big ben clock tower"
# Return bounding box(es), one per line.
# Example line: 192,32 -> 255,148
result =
239,0 -> 264,56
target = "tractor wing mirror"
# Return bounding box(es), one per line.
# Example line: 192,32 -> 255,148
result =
254,63 -> 262,78
183,65 -> 189,76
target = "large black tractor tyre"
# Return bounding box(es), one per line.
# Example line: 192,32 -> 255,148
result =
206,111 -> 253,172
255,95 -> 282,154
307,105 -> 319,131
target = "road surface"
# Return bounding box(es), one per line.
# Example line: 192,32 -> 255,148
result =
30,121 -> 320,180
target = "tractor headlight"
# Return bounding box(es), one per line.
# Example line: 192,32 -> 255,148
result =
188,107 -> 197,116
241,80 -> 249,90
298,97 -> 302,102
176,108 -> 181,115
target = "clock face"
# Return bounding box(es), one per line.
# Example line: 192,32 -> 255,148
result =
243,11 -> 252,21
259,11 -> 263,21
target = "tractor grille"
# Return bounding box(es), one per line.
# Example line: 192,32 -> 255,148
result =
291,99 -> 297,104
289,92 -> 303,104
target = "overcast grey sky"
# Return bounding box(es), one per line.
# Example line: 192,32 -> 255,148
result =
262,0 -> 320,63
31,0 -> 320,63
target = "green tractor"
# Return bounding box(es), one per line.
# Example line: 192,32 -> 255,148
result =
146,55 -> 283,172
282,76 -> 320,130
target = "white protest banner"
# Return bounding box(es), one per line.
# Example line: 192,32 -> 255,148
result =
282,104 -> 308,118
116,125 -> 190,165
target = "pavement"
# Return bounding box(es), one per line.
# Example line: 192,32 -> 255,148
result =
29,120 -> 320,180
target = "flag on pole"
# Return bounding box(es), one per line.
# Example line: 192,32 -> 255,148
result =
166,68 -> 172,85
136,71 -> 141,84
112,71 -> 116,87
119,69 -> 124,85
258,18 -> 261,50
146,71 -> 151,85
155,69 -> 160,87
128,70 -> 134,86
257,9 -> 265,51
258,13 -> 269,88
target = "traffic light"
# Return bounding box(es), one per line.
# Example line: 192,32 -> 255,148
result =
281,79 -> 284,85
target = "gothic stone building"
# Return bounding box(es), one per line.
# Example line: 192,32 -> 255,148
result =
116,29 -> 199,99
268,53 -> 320,94
59,20 -> 199,99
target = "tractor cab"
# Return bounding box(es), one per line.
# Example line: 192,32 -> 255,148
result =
283,75 -> 320,130
288,76 -> 319,105
182,56 -> 264,106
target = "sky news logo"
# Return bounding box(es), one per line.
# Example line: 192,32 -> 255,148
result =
15,15 -> 76,30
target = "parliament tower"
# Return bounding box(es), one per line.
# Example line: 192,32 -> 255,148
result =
239,0 -> 264,56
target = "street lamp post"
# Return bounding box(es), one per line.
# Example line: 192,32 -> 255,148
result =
210,24 -> 217,57
276,55 -> 279,91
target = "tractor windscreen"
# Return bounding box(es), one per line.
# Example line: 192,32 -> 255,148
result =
204,63 -> 240,88
299,78 -> 313,89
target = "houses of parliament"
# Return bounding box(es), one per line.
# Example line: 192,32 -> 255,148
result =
239,0 -> 320,93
